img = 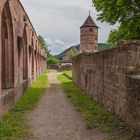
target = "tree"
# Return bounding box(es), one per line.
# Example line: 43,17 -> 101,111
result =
107,29 -> 124,45
47,56 -> 59,64
67,49 -> 79,60
38,35 -> 50,56
38,35 -> 59,64
92,0 -> 140,44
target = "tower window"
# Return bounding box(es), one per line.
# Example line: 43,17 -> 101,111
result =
90,28 -> 93,32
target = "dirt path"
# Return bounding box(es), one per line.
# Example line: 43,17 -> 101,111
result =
27,72 -> 108,140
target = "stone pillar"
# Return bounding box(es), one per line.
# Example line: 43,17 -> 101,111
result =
28,46 -> 32,84
0,11 -> 2,117
37,53 -> 39,76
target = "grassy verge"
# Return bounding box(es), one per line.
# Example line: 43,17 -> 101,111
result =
58,74 -> 136,139
46,69 -> 52,73
46,69 -> 57,73
0,73 -> 48,140
64,70 -> 72,79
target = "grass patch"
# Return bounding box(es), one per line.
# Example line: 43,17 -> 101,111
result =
0,73 -> 48,140
46,69 -> 52,73
64,70 -> 72,78
46,69 -> 56,73
58,74 -> 136,139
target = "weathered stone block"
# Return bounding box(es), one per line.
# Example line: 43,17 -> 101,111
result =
73,40 -> 140,134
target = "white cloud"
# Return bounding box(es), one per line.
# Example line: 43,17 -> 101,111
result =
45,38 -> 67,54
45,38 -> 53,46
20,0 -> 118,55
54,39 -> 65,46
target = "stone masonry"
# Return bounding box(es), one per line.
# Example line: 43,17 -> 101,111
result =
0,0 -> 47,117
73,40 -> 140,134
80,14 -> 98,53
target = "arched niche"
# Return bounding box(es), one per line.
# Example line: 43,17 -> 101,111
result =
1,1 -> 14,90
23,27 -> 28,80
31,35 -> 34,77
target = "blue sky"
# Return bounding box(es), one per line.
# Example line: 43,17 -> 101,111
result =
20,0 -> 118,55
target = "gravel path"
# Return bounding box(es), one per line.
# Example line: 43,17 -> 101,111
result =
27,72 -> 108,140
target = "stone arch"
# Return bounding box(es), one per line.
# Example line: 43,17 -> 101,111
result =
32,51 -> 34,77
1,1 -> 14,89
31,35 -> 34,77
29,45 -> 32,78
35,50 -> 37,76
35,41 -> 38,76
23,27 -> 28,80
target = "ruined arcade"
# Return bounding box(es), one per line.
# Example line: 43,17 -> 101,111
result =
0,0 -> 47,117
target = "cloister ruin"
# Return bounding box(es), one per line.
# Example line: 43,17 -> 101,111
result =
0,0 -> 47,117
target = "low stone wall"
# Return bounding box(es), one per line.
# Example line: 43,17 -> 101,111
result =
47,64 -> 59,70
73,40 -> 140,133
59,63 -> 72,70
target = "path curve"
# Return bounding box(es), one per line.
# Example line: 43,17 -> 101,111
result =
27,72 -> 108,140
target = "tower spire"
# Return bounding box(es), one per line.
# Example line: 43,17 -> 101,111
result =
89,10 -> 91,16
81,12 -> 98,28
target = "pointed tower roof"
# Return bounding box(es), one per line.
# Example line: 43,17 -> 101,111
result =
81,14 -> 98,29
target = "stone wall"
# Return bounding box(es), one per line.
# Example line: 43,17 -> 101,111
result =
0,0 -> 47,117
73,40 -> 140,133
80,26 -> 98,53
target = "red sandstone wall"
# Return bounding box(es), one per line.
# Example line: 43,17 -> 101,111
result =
0,0 -> 47,117
80,27 -> 98,52
73,40 -> 140,133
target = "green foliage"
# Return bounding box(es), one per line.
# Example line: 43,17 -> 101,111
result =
108,23 -> 140,45
38,35 -> 50,55
93,0 -> 140,24
64,70 -> 72,78
67,49 -> 79,60
0,74 -> 48,140
92,0 -> 140,44
99,43 -> 116,51
46,69 -> 51,73
107,29 -> 123,45
47,56 -> 59,64
38,35 -> 59,64
58,74 -> 136,139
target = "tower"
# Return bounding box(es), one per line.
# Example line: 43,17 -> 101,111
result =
80,13 -> 98,53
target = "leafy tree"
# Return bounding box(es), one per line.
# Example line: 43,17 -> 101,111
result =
38,35 -> 59,64
107,29 -> 124,45
47,56 -> 59,64
92,0 -> 140,44
67,49 -> 79,60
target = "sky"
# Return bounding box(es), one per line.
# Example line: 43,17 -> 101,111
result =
20,0 -> 118,55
